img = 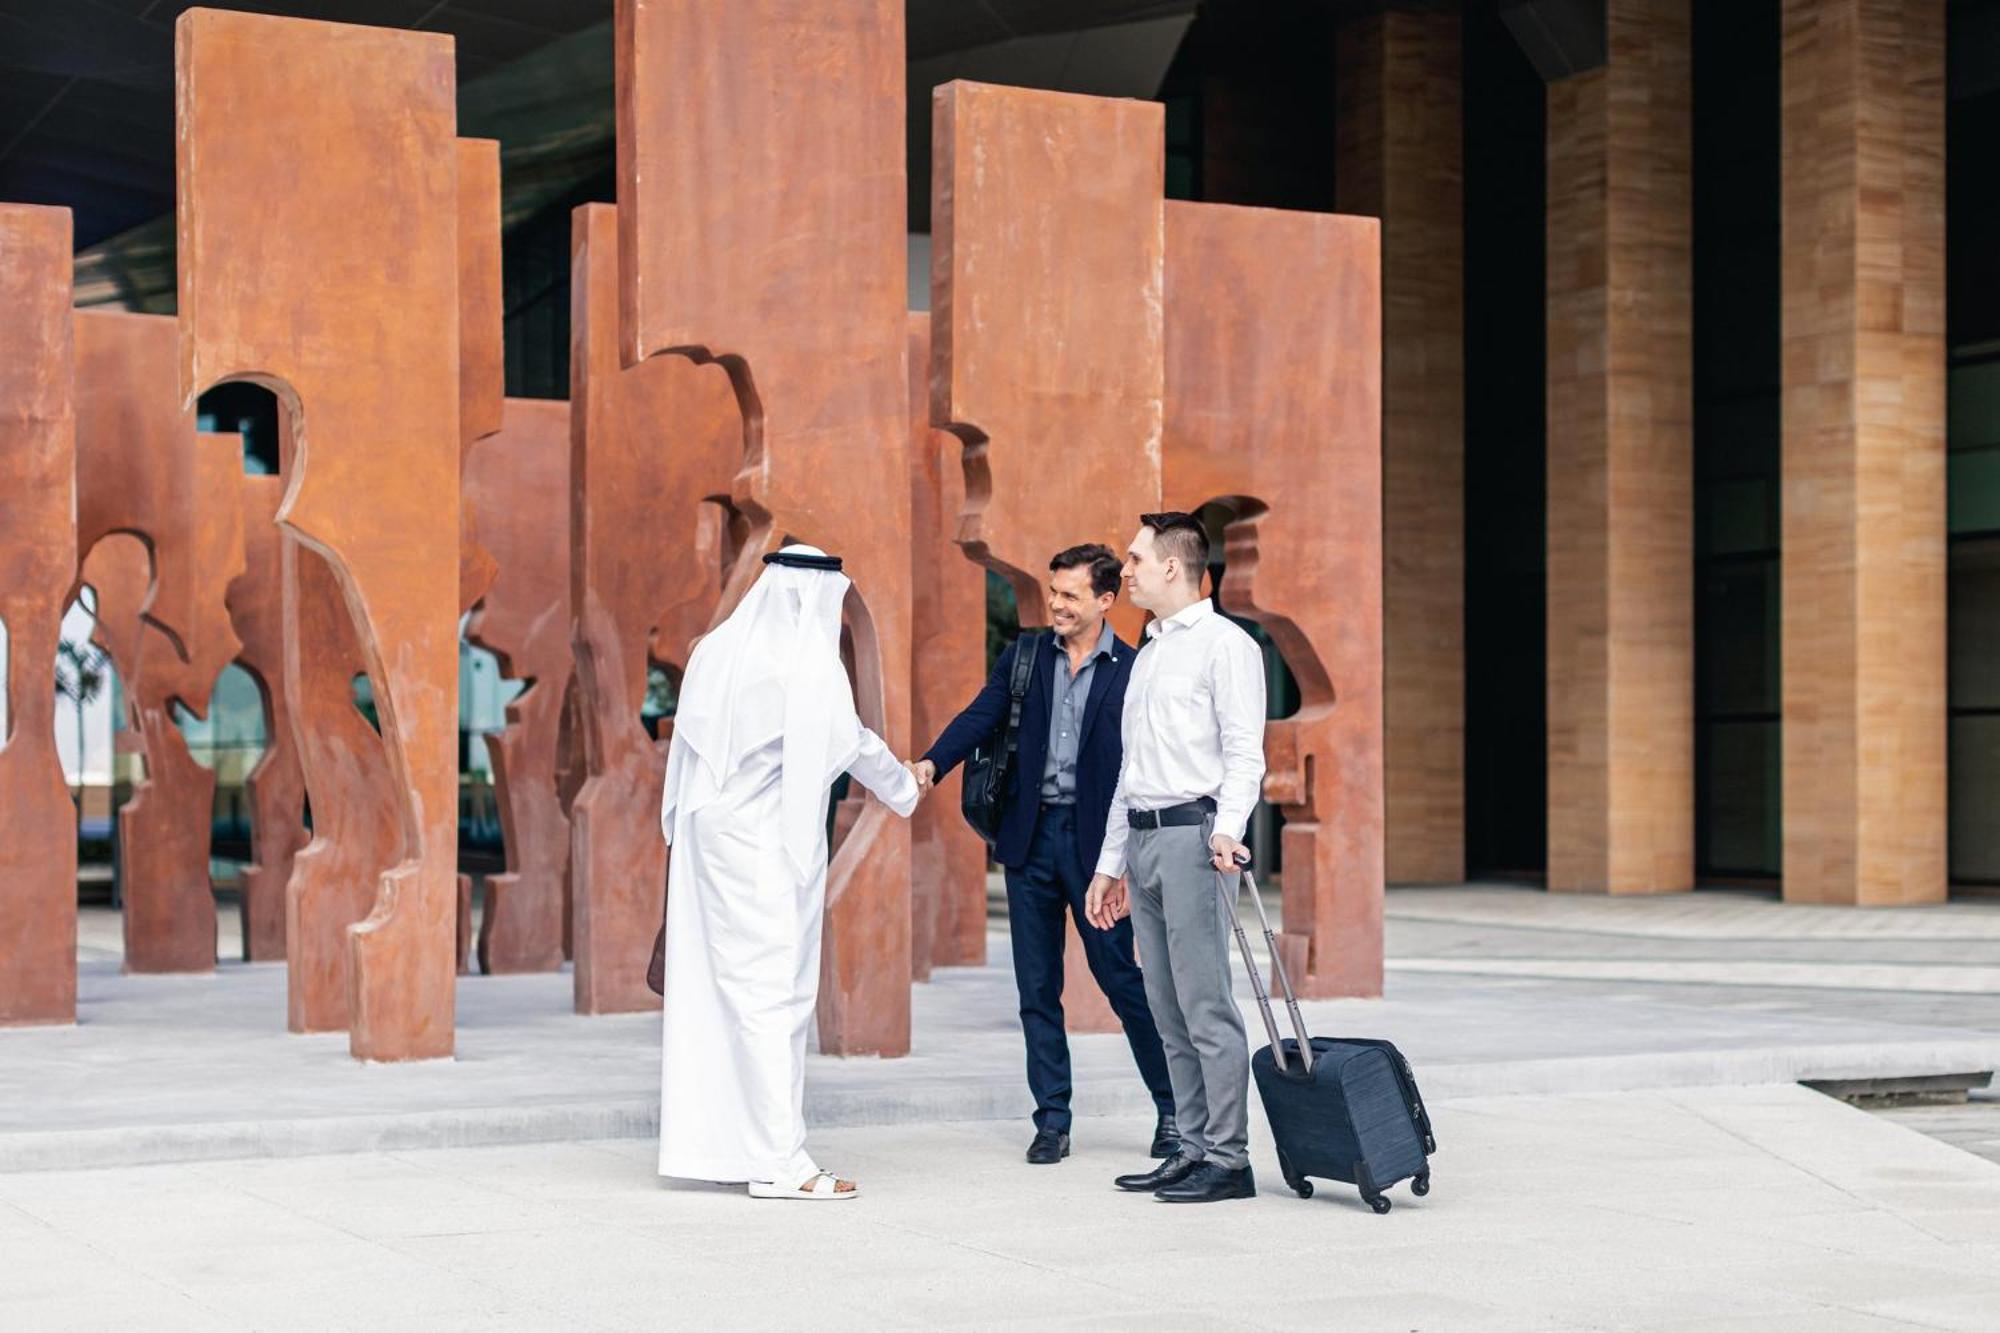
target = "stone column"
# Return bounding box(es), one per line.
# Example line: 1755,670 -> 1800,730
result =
1779,0 -> 1945,905
1544,0 -> 1694,894
1336,10 -> 1465,885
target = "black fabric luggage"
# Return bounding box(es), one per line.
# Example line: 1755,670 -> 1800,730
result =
1223,865 -> 1436,1213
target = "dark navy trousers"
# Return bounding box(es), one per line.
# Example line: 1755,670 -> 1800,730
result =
1006,803 -> 1175,1132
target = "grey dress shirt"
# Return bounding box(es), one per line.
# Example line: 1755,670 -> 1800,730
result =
1040,620 -> 1116,805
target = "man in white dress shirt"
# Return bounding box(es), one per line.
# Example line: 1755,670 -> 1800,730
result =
1086,512 -> 1266,1203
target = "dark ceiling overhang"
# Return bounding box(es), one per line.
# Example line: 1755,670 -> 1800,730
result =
3,0 -> 1201,310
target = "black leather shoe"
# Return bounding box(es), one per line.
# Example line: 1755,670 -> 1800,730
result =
1149,1113 -> 1181,1159
1026,1129 -> 1070,1165
1114,1150 -> 1200,1193
1156,1162 -> 1256,1203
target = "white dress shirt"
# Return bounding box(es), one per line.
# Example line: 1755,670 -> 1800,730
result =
1095,598 -> 1267,878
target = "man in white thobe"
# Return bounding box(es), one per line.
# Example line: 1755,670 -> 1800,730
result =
657,545 -> 919,1200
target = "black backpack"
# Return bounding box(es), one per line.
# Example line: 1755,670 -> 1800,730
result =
959,630 -> 1042,847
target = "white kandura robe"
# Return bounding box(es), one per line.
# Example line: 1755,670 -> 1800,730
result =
656,724 -> 917,1185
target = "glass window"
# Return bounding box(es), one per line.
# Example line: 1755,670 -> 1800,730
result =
1700,720 -> 1782,876
1949,359 -> 2000,451
1950,716 -> 2000,884
1949,446 -> 2000,537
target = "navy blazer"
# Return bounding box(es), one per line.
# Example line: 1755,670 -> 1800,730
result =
922,629 -> 1136,872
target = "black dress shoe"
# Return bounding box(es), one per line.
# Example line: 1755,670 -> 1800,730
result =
1114,1150 -> 1200,1193
1149,1113 -> 1181,1159
1156,1162 -> 1256,1203
1026,1129 -> 1070,1165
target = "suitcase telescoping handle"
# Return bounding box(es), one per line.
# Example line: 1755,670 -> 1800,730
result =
1217,852 -> 1314,1075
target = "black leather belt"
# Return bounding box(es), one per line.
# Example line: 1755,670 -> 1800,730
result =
1127,797 -> 1216,830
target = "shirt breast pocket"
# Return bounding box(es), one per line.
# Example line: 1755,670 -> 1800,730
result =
1147,669 -> 1208,729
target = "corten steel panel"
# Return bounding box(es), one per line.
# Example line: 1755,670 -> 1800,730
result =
455,137 -> 507,979
931,80 -> 1166,1032
553,676 -> 586,960
72,312 -> 217,671
1545,0 -> 1693,896
930,81 -> 1166,639
1162,201 -> 1386,999
1780,0 -> 1946,906
458,138 -> 506,616
72,312 -> 247,974
82,535 -> 214,976
178,9 -> 462,1060
0,204 -> 78,1027
569,203 -> 740,1015
907,313 -> 988,977
123,433 -> 245,974
225,476 -> 309,963
283,537 -> 400,1034
465,397 -> 574,974
615,0 -> 916,1055
1335,12 -> 1467,887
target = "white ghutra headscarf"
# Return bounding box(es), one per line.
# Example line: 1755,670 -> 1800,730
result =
660,544 -> 865,877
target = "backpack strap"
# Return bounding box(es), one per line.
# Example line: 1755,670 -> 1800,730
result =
1001,629 -> 1041,765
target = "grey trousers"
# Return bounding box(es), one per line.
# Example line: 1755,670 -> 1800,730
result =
1126,818 -> 1251,1171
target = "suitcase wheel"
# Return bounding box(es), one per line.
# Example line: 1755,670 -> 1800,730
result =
1366,1194 -> 1392,1215
1277,1150 -> 1311,1199
1412,1170 -> 1431,1197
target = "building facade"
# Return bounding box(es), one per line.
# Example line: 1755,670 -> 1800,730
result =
28,0 -> 1995,903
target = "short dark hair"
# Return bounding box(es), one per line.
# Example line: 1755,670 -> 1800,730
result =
1139,512 -> 1209,574
1049,543 -> 1121,599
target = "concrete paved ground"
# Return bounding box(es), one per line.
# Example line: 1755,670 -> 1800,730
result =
7,887 -> 2000,1170
4,1085 -> 2000,1331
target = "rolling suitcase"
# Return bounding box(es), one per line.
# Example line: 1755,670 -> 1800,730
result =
1223,864 -> 1436,1213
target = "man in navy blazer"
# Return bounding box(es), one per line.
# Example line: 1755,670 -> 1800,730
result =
914,544 -> 1177,1166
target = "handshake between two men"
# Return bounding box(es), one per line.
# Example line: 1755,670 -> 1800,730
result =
898,755 -> 1247,932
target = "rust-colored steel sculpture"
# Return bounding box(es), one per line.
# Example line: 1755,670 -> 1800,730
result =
569,202 -> 740,1014
72,313 -> 216,663
456,137 -> 506,978
931,81 -> 1168,1033
617,0 -> 916,1055
1162,201 -> 1384,998
464,397 -> 574,974
907,313 -> 988,977
282,538 -> 399,1033
553,677 -> 586,961
0,205 -> 78,1026
932,82 -> 1166,642
121,432 -> 245,975
179,9 -> 461,1060
458,138 -> 505,614
225,476 -> 309,962
82,537 -> 212,976
72,312 -> 246,974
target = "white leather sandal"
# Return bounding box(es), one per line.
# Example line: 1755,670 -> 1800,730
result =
747,1171 -> 859,1201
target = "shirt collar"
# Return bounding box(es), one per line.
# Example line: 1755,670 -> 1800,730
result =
1049,619 -> 1117,663
1146,598 -> 1215,640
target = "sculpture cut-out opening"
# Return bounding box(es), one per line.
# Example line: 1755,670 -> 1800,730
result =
351,672 -> 381,735
984,570 -> 1021,671
1188,498 -> 1322,882
71,535 -> 149,854
175,659 -> 265,828
196,382 -> 283,477
1191,499 -> 1306,721
55,591 -> 111,811
642,663 -> 679,740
